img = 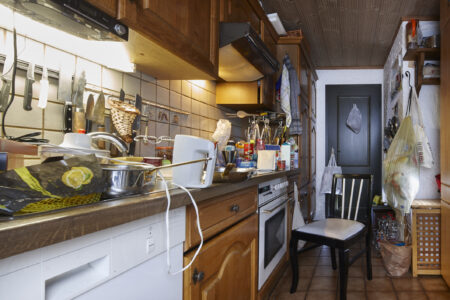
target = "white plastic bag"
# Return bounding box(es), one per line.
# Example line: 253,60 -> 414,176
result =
346,104 -> 362,134
292,183 -> 306,250
320,148 -> 342,194
383,116 -> 420,215
409,87 -> 434,168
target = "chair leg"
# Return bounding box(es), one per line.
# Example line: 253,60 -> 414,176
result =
330,247 -> 337,270
338,248 -> 349,300
366,231 -> 373,280
289,236 -> 299,293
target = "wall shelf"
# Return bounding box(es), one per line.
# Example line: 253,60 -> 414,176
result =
403,47 -> 440,92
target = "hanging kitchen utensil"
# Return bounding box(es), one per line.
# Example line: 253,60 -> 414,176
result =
128,93 -> 142,156
38,66 -> 49,109
85,94 -> 95,133
59,66 -> 74,133
72,71 -> 86,133
119,88 -> 125,102
109,98 -> 140,143
0,47 -> 14,112
93,92 -> 106,148
23,62 -> 35,111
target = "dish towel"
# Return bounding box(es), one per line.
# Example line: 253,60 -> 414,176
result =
281,64 -> 291,127
292,182 -> 306,250
283,54 -> 302,135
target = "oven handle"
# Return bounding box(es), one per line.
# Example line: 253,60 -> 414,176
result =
262,198 -> 291,214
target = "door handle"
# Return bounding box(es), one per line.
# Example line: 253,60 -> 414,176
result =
192,268 -> 205,284
262,199 -> 288,214
230,204 -> 240,213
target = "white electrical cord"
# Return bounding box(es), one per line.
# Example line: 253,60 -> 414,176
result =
157,170 -> 203,275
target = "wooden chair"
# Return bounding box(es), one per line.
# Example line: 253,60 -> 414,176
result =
289,174 -> 373,300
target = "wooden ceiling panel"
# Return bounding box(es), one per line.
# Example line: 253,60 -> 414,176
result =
261,0 -> 439,67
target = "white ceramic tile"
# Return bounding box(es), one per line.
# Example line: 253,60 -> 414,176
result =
0,28 -> 5,55
180,127 -> 190,135
181,80 -> 191,97
141,72 -> 156,84
190,128 -> 199,137
45,46 -> 75,74
43,130 -> 64,145
6,97 -> 42,128
170,91 -> 181,109
208,91 -> 216,106
20,38 -> 45,67
102,67 -> 122,91
156,108 -> 170,123
179,114 -> 191,127
170,80 -> 181,93
13,68 -> 26,97
191,100 -> 200,115
170,111 -> 181,125
127,70 -> 141,79
47,78 -> 59,102
181,95 -> 191,113
208,119 -> 217,132
139,121 -> 156,157
169,124 -> 180,137
208,105 -> 217,119
44,102 -> 64,130
141,104 -> 156,121
141,81 -> 156,102
191,84 -> 202,101
3,126 -> 41,139
157,86 -> 169,106
200,117 -> 208,129
76,58 -> 101,87
123,74 -> 140,96
200,130 -> 210,139
200,103 -> 208,117
156,122 -> 169,137
191,114 -> 200,129
157,79 -> 170,89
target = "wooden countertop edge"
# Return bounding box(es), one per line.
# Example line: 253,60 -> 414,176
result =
0,169 -> 300,260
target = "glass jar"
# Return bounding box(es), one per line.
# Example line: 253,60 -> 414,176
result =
156,146 -> 173,164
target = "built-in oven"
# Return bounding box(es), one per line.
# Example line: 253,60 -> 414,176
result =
257,177 -> 289,290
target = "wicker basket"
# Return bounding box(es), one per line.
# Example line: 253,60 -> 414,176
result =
109,99 -> 140,143
412,199 -> 441,276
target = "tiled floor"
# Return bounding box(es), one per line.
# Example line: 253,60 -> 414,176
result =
270,244 -> 450,300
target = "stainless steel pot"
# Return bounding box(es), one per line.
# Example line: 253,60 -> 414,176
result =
101,164 -> 156,198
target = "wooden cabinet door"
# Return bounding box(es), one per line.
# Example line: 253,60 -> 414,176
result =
311,79 -> 317,120
300,52 -> 309,99
219,0 -> 260,34
300,98 -> 310,188
118,0 -> 219,78
441,0 -> 450,31
86,0 -> 118,17
442,18 -> 450,185
310,121 -> 316,179
442,196 -> 450,285
184,214 -> 258,300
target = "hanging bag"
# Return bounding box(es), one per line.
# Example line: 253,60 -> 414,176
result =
320,148 -> 342,194
346,104 -> 362,134
408,86 -> 434,168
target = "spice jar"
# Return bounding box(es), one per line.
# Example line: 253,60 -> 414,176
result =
156,146 -> 173,164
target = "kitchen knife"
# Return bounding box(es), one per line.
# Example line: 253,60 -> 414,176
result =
85,94 -> 95,133
93,92 -> 106,148
23,62 -> 35,111
0,51 -> 14,112
128,93 -> 142,156
37,66 -> 49,109
59,67 -> 74,133
119,88 -> 125,102
72,71 -> 86,133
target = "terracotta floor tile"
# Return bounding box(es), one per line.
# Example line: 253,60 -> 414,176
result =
371,266 -> 388,277
425,291 -> 450,300
298,265 -> 316,278
305,291 -> 336,300
347,277 -> 365,292
271,291 -> 306,300
366,291 -> 397,300
298,256 -> 319,266
314,266 -> 338,277
309,276 -> 337,291
348,265 -> 364,277
347,292 -> 367,300
391,278 -> 423,292
274,272 -> 311,293
365,278 -> 393,292
371,257 -> 384,266
302,247 -> 322,257
321,247 -> 332,257
317,256 -> 333,266
420,277 -> 450,292
397,291 -> 428,300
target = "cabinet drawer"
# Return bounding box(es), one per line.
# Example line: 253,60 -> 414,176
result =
185,187 -> 257,250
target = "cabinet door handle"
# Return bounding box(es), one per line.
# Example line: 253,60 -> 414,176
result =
192,268 -> 205,284
230,204 -> 240,213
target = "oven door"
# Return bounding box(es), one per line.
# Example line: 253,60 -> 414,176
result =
258,193 -> 288,290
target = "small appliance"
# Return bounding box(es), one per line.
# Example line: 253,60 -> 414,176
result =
172,135 -> 216,188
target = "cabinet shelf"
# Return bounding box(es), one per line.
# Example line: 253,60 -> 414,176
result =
403,48 -> 440,61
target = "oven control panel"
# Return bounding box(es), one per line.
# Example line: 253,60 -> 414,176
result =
258,177 -> 288,207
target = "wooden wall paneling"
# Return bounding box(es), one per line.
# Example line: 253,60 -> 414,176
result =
441,17 -> 450,185
85,0 -> 118,18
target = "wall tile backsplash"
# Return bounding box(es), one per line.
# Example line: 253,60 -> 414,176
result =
0,28 -> 244,164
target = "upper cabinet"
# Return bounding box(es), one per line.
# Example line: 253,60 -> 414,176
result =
85,0 -> 118,18
115,0 -> 219,79
220,0 -> 261,34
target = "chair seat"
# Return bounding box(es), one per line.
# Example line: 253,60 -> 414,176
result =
294,218 -> 365,241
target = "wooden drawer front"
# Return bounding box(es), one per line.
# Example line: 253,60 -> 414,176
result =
185,187 -> 257,250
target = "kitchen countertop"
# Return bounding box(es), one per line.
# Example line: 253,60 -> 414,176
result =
0,169 -> 300,260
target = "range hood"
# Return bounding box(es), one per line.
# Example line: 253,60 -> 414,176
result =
0,0 -> 128,41
219,23 -> 279,82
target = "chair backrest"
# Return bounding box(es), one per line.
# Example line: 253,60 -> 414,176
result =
329,174 -> 373,226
